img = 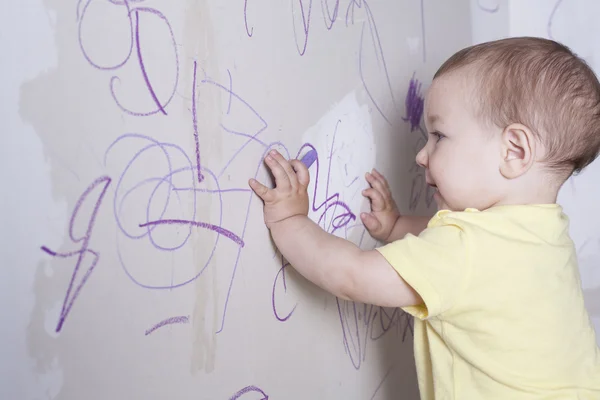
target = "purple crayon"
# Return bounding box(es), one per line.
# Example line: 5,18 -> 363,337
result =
300,149 -> 317,168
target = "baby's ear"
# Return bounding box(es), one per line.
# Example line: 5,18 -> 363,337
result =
499,123 -> 535,179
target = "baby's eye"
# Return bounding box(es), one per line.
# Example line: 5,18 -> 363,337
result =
429,131 -> 445,142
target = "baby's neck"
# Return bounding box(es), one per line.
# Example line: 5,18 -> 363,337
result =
496,173 -> 562,207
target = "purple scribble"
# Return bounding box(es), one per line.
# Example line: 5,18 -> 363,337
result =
173,188 -> 251,194
73,1 -> 414,349
244,0 -> 254,37
217,142 -> 292,333
40,176 -> 112,332
477,0 -> 500,13
248,0 -> 397,125
345,0 -> 359,26
338,301 -> 412,369
272,256 -> 297,322
547,0 -> 564,40
403,74 -> 425,132
357,0 -> 397,126
226,69 -> 233,115
425,183 -> 435,208
370,365 -> 394,400
197,75 -> 269,178
192,61 -> 205,182
76,4 -> 282,336
409,173 -> 423,211
105,131 -> 260,334
78,0 -> 134,70
294,140 -> 356,237
107,0 -> 145,4
291,0 -> 313,56
134,10 -> 166,115
109,7 -> 180,116
101,59 -> 280,334
105,134 -> 228,289
314,123 -> 411,369
76,0 -> 85,21
145,315 -> 189,336
139,219 -> 244,247
321,0 -> 340,30
265,125 -> 410,369
229,385 -> 269,400
78,1 -> 179,115
345,176 -> 358,187
337,299 -> 363,369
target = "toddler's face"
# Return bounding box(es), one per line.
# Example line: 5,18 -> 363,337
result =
416,72 -> 503,211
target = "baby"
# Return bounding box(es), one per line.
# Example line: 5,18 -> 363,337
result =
249,37 -> 600,399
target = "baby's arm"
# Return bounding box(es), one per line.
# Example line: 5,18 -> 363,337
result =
249,150 -> 422,308
361,169 -> 430,242
269,215 -> 421,307
387,215 -> 431,241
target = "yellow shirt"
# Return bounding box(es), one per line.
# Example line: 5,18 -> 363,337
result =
377,205 -> 600,400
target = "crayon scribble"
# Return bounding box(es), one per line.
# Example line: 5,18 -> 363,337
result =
370,365 -> 395,400
269,121 -> 413,369
291,0 -> 313,56
403,74 -> 425,135
99,59 -> 284,333
191,60 -> 205,182
244,0 -> 254,37
477,0 -> 500,13
272,255 -> 297,322
229,385 -> 269,400
40,176 -> 112,332
47,1 -> 421,353
78,0 -> 179,116
547,0 -> 564,40
145,315 -> 190,336
245,0 -> 399,125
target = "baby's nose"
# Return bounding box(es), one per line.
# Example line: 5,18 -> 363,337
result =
415,146 -> 428,168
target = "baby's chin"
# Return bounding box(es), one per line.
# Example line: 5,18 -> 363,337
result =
434,191 -> 447,210
434,191 -> 455,211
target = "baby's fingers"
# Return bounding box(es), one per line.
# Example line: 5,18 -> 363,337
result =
362,188 -> 385,211
290,160 -> 310,187
265,152 -> 291,190
367,170 -> 391,198
249,178 -> 275,203
271,150 -> 298,189
360,212 -> 382,234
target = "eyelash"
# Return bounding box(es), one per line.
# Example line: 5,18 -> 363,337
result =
429,131 -> 445,142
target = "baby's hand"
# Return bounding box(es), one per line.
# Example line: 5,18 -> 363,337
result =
361,169 -> 400,242
249,150 -> 309,229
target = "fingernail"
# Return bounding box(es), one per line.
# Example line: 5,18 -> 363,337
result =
266,155 -> 272,161
270,150 -> 277,155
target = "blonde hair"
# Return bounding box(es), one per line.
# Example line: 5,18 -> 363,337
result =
435,37 -> 600,175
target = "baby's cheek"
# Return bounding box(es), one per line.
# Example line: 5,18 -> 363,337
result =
443,165 -> 472,200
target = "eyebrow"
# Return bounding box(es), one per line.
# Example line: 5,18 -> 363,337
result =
427,114 -> 442,125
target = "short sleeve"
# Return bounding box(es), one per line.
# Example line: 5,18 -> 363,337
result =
376,216 -> 469,319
